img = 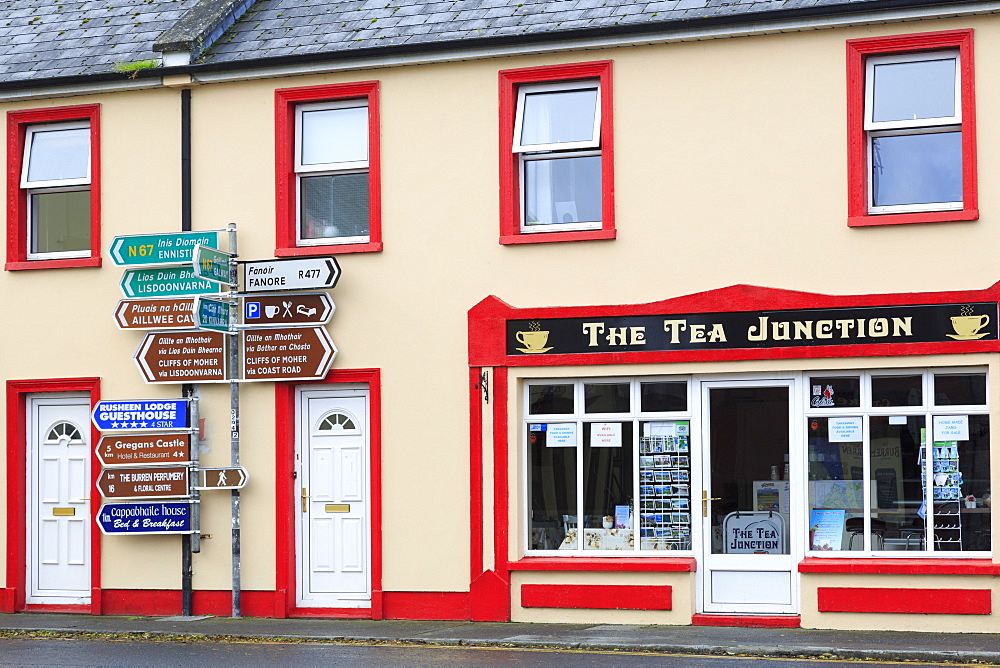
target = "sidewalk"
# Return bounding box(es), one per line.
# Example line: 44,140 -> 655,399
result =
1,613 -> 999,663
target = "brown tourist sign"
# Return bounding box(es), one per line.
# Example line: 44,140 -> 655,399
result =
97,465 -> 190,500
134,330 -> 228,383
240,326 -> 336,381
114,298 -> 195,330
240,292 -> 334,327
96,433 -> 192,467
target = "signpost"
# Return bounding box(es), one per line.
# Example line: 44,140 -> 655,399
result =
241,257 -> 340,292
240,326 -> 337,381
92,399 -> 190,431
193,244 -> 236,286
194,296 -> 234,333
134,331 -> 228,383
196,467 -> 249,490
98,466 -> 190,500
241,292 -> 334,327
97,433 -> 192,467
121,267 -> 222,299
97,501 -> 194,535
110,231 -> 221,267
114,298 -> 195,330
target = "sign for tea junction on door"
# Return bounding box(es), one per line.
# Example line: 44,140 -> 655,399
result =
506,302 -> 998,355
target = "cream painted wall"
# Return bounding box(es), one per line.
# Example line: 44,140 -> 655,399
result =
3,14 -> 1000,602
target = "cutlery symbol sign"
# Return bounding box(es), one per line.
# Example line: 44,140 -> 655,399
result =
282,301 -> 293,317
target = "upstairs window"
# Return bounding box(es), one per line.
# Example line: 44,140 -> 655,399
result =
6,105 -> 100,270
847,30 -> 976,227
499,62 -> 614,244
275,82 -> 381,256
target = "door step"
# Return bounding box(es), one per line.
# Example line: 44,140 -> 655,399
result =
692,613 -> 800,628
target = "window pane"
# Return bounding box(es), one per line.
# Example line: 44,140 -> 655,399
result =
528,384 -> 574,415
934,414 -> 990,551
872,58 -> 956,123
528,427 -> 577,550
300,173 -> 369,240
524,155 -> 601,226
584,383 -> 629,413
639,422 -> 691,551
300,106 -> 368,166
871,132 -> 962,207
871,375 -> 922,407
30,190 -> 90,254
870,416 -> 926,551
26,127 -> 89,183
520,88 -> 597,146
583,421 -> 633,551
934,373 -> 987,406
808,377 -> 860,409
640,382 -> 687,413
808,417 -> 864,551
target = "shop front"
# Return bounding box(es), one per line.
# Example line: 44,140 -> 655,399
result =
467,284 -> 999,629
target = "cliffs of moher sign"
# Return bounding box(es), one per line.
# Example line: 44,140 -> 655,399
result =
506,302 -> 998,356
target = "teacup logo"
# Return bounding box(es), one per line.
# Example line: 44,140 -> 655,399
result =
948,306 -> 991,341
515,321 -> 552,353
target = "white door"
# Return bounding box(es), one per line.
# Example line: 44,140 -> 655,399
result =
28,396 -> 91,604
700,381 -> 798,614
296,388 -> 371,608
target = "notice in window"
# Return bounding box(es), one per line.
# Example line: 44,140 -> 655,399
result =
590,422 -> 622,447
546,423 -> 577,447
933,415 -> 969,442
828,417 -> 862,442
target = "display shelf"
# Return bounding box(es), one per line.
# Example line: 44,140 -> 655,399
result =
639,421 -> 691,551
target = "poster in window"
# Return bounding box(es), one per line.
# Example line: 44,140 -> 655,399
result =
590,422 -> 621,447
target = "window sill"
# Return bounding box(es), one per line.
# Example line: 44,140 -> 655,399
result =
275,241 -> 382,257
6,256 -> 101,271
799,557 -> 1000,575
509,557 -> 696,572
500,228 -> 616,245
848,208 -> 979,228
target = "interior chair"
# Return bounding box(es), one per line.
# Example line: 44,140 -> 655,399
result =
846,517 -> 887,550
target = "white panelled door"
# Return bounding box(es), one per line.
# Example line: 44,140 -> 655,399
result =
297,388 -> 371,608
28,396 -> 91,604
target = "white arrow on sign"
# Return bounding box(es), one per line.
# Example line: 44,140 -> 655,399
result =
240,257 -> 340,293
196,466 -> 249,490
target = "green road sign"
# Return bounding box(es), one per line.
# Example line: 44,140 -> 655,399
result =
194,296 -> 233,333
120,267 -> 222,299
109,231 -> 222,267
192,244 -> 235,286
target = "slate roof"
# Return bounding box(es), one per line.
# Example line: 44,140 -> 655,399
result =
0,0 -> 980,85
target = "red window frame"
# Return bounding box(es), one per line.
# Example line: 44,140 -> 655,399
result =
499,61 -> 615,245
275,81 -> 382,256
847,30 -> 977,228
6,105 -> 101,270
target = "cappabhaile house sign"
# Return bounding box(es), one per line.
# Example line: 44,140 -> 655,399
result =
506,302 -> 998,356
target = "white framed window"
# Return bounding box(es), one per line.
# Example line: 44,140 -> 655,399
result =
864,51 -> 962,215
295,100 -> 370,246
20,121 -> 91,260
513,81 -> 602,233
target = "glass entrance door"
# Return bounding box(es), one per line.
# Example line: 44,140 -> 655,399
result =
701,381 -> 797,614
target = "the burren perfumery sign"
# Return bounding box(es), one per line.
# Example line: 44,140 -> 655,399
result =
507,302 -> 997,356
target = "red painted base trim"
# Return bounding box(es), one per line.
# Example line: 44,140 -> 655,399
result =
0,588 -> 15,613
692,614 -> 801,628
470,570 -> 510,622
289,607 -> 372,619
509,557 -> 696,572
521,584 -> 671,610
799,558 -> 1000,575
100,590 -> 282,618
381,591 -> 470,621
817,587 -> 991,614
23,604 -> 91,614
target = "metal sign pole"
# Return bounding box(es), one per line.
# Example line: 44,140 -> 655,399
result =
227,222 -> 241,618
181,391 -> 199,616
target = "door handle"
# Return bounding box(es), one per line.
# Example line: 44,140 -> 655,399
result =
702,490 -> 721,517
300,487 -> 308,513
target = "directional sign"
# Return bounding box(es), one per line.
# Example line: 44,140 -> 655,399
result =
92,399 -> 190,431
196,466 -> 249,490
135,330 -> 228,383
194,296 -> 233,333
109,231 -> 221,267
97,433 -> 192,467
97,501 -> 194,535
98,465 -> 190,500
114,298 -> 195,330
192,244 -> 235,286
241,257 -> 340,293
121,267 -> 222,299
241,326 -> 337,381
241,292 -> 334,327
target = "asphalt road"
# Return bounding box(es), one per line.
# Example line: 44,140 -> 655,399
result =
0,638 -> 988,667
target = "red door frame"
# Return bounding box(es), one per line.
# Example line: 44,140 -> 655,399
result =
5,378 -> 102,614
274,369 -> 383,618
